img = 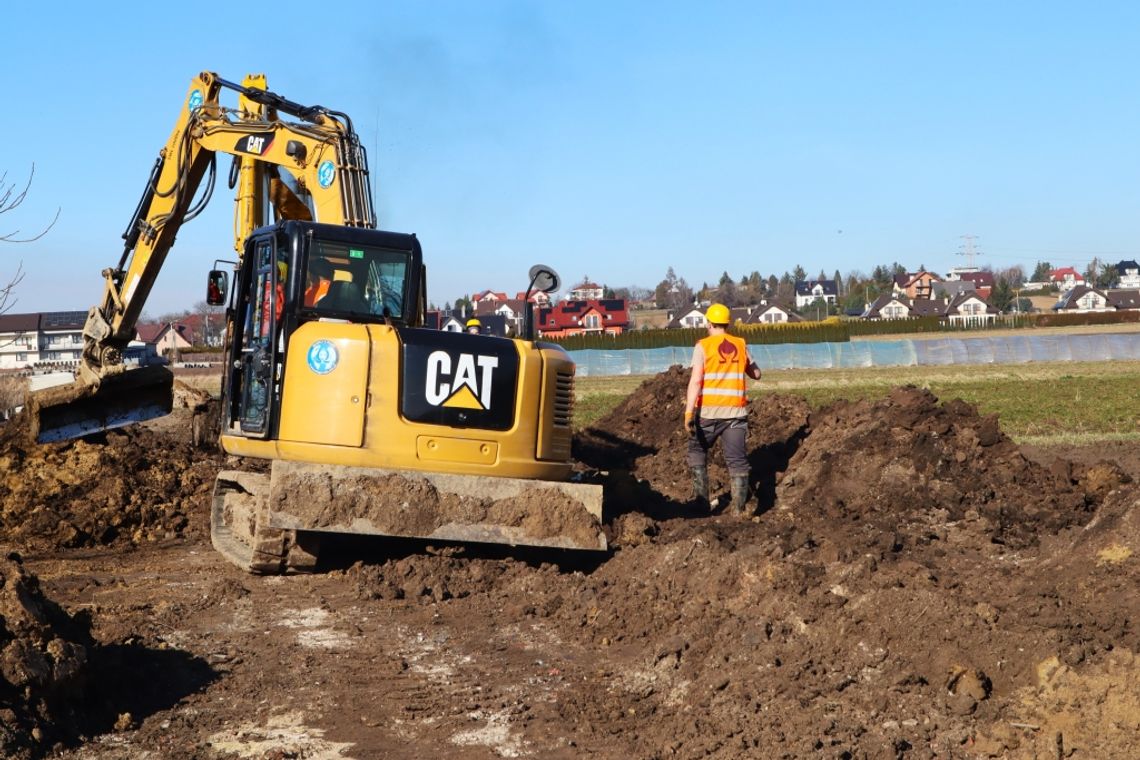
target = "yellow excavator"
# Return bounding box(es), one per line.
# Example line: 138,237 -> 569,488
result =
27,71 -> 604,572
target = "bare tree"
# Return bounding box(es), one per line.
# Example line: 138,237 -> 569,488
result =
0,262 -> 24,316
1,165 -> 59,243
1,164 -> 59,316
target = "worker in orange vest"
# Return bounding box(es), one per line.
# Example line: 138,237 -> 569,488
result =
683,303 -> 762,516
304,257 -> 333,307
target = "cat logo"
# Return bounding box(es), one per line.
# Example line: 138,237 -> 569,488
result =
424,351 -> 499,410
235,132 -> 274,155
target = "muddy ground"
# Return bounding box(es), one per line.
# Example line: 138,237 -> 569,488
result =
1,371 -> 1139,759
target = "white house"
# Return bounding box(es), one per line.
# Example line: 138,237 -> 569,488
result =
794,280 -> 839,309
1056,285 -> 1111,313
1116,261 -> 1140,289
944,293 -> 998,326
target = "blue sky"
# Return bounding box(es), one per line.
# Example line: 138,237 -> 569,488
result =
4,1 -> 1140,316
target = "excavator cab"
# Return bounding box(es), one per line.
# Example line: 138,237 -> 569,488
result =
220,220 -> 422,441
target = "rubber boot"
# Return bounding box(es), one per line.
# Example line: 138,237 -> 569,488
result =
729,475 -> 751,516
690,466 -> 709,510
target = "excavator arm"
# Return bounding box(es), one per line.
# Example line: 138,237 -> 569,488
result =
29,71 -> 377,442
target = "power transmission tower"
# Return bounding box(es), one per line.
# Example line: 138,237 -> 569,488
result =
957,235 -> 981,271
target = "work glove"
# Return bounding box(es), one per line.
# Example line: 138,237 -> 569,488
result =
684,411 -> 697,437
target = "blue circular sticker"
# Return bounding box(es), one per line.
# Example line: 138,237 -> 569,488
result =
317,160 -> 336,189
307,340 -> 339,375
188,89 -> 204,111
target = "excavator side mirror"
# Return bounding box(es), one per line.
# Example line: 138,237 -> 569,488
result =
207,270 -> 229,306
527,264 -> 560,295
522,264 -> 560,340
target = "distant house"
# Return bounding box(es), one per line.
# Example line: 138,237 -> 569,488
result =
862,294 -> 945,320
38,311 -> 86,365
2,310 -> 159,370
513,290 -> 552,307
1055,285 -> 1111,313
794,280 -> 839,309
1116,260 -> 1140,289
931,280 -> 977,300
1049,267 -> 1085,291
171,312 -> 224,347
537,298 -> 629,338
567,280 -> 605,301
956,271 -> 994,301
475,298 -> 530,336
666,303 -> 798,328
0,312 -> 42,370
135,322 -> 193,357
472,290 -> 509,304
666,306 -> 708,329
943,293 -> 998,326
892,271 -> 942,300
1107,289 -> 1140,311
743,303 -> 800,325
439,314 -> 465,332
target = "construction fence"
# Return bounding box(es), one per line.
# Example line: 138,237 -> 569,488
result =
566,332 -> 1140,376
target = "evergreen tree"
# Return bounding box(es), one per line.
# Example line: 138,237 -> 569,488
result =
1030,261 -> 1053,282
991,277 -> 1014,313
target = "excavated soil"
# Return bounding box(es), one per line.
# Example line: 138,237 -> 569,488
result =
0,367 -> 1138,758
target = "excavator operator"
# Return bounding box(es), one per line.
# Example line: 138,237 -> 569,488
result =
304,257 -> 333,307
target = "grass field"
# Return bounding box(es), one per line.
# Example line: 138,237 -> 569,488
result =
574,360 -> 1140,445
174,358 -> 1140,447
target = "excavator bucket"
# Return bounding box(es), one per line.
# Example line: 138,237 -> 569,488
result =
27,365 -> 175,444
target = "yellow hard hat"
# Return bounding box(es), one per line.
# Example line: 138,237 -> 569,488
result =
277,261 -> 288,279
706,303 -> 730,325
466,318 -> 481,328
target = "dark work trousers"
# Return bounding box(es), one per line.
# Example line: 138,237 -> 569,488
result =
687,417 -> 749,475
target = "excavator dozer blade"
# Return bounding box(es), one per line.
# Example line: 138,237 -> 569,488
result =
28,365 -> 175,444
262,460 -> 607,553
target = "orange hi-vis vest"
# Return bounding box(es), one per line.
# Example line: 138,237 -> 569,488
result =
698,333 -> 749,417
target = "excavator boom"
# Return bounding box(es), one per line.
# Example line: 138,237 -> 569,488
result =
29,71 -> 374,444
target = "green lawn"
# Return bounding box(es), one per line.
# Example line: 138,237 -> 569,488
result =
176,358 -> 1140,446
574,361 -> 1140,445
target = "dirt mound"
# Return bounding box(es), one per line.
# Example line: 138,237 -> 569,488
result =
0,553 -> 92,760
776,385 -> 1126,547
0,409 -> 223,552
578,370 -> 1124,549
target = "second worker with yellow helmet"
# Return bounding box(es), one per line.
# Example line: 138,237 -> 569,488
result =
683,303 -> 762,516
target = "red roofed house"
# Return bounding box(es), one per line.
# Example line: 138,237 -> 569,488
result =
536,299 -> 630,338
472,290 -> 509,304
956,270 -> 994,301
135,322 -> 192,358
1049,267 -> 1085,291
173,312 -> 224,347
513,290 -> 552,306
